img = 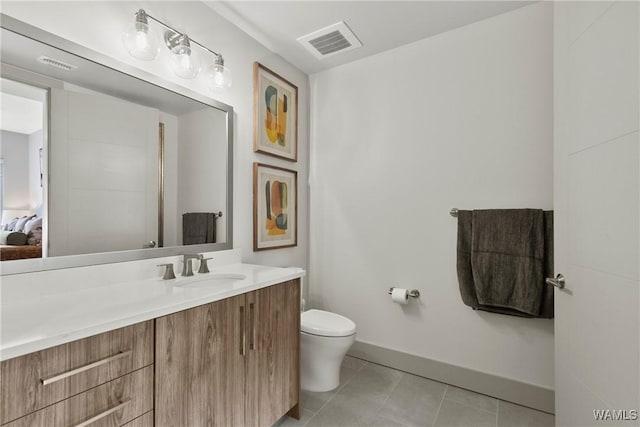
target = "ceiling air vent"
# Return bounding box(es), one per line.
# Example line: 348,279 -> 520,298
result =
37,56 -> 78,71
297,21 -> 362,60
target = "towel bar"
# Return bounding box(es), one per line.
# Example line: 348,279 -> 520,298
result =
184,211 -> 222,218
545,274 -> 565,289
450,208 -> 458,217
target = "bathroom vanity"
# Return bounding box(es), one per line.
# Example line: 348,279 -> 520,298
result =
155,279 -> 300,426
0,255 -> 304,426
0,14 -> 303,427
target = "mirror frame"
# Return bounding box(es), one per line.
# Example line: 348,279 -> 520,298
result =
0,14 -> 234,275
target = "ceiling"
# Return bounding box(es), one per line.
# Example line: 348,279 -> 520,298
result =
208,1 -> 534,74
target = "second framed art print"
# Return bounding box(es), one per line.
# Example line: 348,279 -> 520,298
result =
253,163 -> 297,251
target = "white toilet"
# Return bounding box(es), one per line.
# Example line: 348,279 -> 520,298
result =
300,309 -> 356,392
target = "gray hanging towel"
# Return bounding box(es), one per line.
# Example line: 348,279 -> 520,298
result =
456,209 -> 554,318
456,210 -> 480,308
182,212 -> 216,245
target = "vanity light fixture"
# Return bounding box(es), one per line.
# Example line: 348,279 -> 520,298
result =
206,55 -> 232,91
121,9 -> 159,61
165,32 -> 200,79
122,9 -> 231,89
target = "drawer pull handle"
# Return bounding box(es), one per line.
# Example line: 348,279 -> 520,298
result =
72,399 -> 131,427
41,350 -> 132,385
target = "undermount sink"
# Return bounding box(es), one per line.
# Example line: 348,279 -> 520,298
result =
172,273 -> 247,288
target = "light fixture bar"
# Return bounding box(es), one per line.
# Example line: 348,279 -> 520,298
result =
124,9 -> 231,89
137,10 -> 222,58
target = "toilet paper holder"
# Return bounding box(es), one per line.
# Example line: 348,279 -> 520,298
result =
388,287 -> 420,298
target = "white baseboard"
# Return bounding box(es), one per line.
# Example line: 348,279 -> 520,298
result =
348,340 -> 554,414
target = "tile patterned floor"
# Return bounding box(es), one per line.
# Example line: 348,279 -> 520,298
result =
275,356 -> 555,427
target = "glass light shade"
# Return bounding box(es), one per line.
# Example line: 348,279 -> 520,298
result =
121,21 -> 159,61
206,63 -> 232,91
170,45 -> 201,79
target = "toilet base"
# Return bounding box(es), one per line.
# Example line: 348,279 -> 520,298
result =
300,332 -> 355,392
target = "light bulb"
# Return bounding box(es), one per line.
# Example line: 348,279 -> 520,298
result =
169,35 -> 200,79
122,10 -> 159,61
135,31 -> 149,50
206,56 -> 232,91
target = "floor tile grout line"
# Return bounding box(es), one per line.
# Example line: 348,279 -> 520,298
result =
352,358 -> 553,418
352,357 -> 369,372
302,362 -> 364,426
373,371 -> 405,421
443,395 -> 499,416
300,359 -> 552,427
302,387 -> 341,427
351,357 -> 453,391
432,385 -> 449,427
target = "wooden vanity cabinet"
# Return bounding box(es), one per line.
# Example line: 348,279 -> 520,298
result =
3,366 -> 154,427
246,280 -> 301,425
155,279 -> 301,427
123,411 -> 154,427
155,292 -> 246,426
0,321 -> 154,426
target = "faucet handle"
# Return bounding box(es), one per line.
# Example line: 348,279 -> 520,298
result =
198,257 -> 213,274
157,263 -> 176,280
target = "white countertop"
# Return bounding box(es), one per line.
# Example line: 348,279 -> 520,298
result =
0,260 -> 305,361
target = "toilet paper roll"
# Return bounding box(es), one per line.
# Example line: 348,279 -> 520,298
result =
391,288 -> 409,305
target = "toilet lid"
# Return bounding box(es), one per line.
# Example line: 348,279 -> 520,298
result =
301,309 -> 356,337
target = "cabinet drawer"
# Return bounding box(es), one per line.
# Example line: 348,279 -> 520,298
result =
1,320 -> 154,424
122,411 -> 153,427
3,365 -> 153,427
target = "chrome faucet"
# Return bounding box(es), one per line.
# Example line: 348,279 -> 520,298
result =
181,254 -> 203,277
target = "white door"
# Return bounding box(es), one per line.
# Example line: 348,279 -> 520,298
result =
553,2 -> 639,425
49,88 -> 159,256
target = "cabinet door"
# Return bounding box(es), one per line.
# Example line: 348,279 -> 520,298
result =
246,279 -> 301,426
155,294 -> 246,427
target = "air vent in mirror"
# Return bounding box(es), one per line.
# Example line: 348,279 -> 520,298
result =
37,56 -> 78,71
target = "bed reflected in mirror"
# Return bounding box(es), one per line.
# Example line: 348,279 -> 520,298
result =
0,78 -> 46,261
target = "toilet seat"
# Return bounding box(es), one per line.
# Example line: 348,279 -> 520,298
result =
301,309 -> 356,337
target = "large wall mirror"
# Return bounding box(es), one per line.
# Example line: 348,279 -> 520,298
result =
0,15 -> 233,275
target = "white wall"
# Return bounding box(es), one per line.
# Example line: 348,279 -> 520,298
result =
0,130 -> 30,210
553,2 -> 639,424
1,1 -> 309,271
27,130 -> 43,210
310,3 -> 554,388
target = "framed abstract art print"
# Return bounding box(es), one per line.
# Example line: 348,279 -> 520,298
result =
253,163 -> 297,251
253,62 -> 298,162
